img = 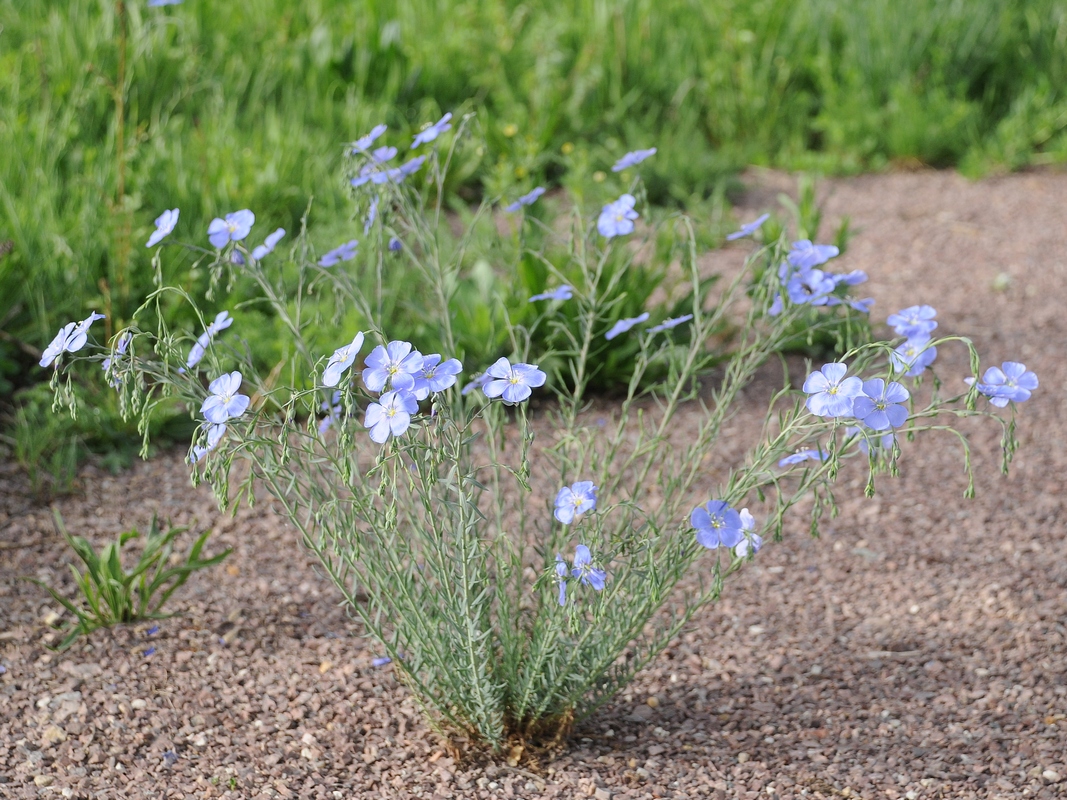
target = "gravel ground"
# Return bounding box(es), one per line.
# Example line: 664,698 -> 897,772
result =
2,170 -> 1065,799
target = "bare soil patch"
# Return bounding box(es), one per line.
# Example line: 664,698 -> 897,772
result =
2,170 -> 1066,799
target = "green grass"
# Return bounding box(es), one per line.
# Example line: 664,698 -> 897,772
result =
2,0 -> 1067,388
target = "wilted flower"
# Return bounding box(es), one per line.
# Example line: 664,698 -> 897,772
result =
363,341 -> 424,393
604,312 -> 650,340
482,357 -> 546,404
146,208 -> 179,247
734,508 -> 762,558
319,240 -> 359,267
611,148 -> 656,171
529,285 -> 573,303
691,500 -> 744,550
39,312 -> 105,368
505,186 -> 546,212
351,124 -> 387,154
597,194 -> 639,238
364,389 -> 418,443
648,314 -> 694,333
571,545 -> 606,591
412,355 -> 463,400
554,555 -> 569,606
251,228 -> 285,260
890,336 -> 937,377
972,361 -> 1038,407
853,378 -> 910,430
803,362 -> 863,418
191,422 -> 227,463
887,305 -> 938,337
411,112 -> 453,147
778,449 -> 828,467
201,371 -> 250,424
207,210 -> 255,248
788,239 -> 839,270
554,481 -> 598,524
323,332 -> 366,388
726,213 -> 770,241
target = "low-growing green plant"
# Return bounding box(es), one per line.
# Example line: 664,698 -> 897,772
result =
30,510 -> 230,650
42,125 -> 1034,757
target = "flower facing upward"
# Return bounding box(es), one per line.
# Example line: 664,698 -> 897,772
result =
411,113 -> 453,147
597,194 -> 639,238
201,371 -> 250,424
887,305 -> 938,337
786,268 -> 837,306
364,389 -> 418,444
251,228 -> 285,260
691,500 -> 744,550
554,481 -> 598,524
505,186 -> 546,212
648,314 -> 693,334
318,240 -> 359,267
734,508 -> 762,558
323,332 -> 366,388
787,240 -> 840,270
726,213 -> 770,241
146,208 -> 179,247
207,210 -> 255,249
890,336 -> 937,377
974,361 -> 1038,407
351,124 -> 387,154
529,285 -> 573,303
803,363 -> 864,418
363,341 -> 425,393
482,357 -> 547,404
554,555 -> 569,606
571,545 -> 606,591
611,148 -> 656,171
852,378 -> 910,430
412,354 -> 463,400
604,312 -> 650,341
40,312 -> 105,367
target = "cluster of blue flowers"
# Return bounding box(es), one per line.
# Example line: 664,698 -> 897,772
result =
765,239 -> 872,317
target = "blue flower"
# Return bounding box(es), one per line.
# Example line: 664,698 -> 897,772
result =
852,378 -> 910,430
411,112 -> 453,147
462,373 -> 491,396
648,314 -> 693,333
734,509 -> 762,558
887,305 -> 937,337
554,481 -> 598,524
185,310 -> 233,370
412,354 -> 463,400
786,268 -> 836,306
323,332 -> 366,388
363,341 -> 424,393
318,390 -> 343,434
803,363 -> 864,418
370,146 -> 397,163
846,425 -> 896,456
597,194 -> 639,238
201,372 -> 250,424
788,240 -> 839,270
611,148 -> 657,172
146,208 -> 179,247
190,422 -> 227,463
102,332 -> 132,386
364,198 -> 379,234
388,237 -> 402,252
148,0 -> 182,6
605,312 -> 650,340
973,361 -> 1038,407
571,545 -> 606,591
364,389 -> 418,443
726,213 -> 770,241
207,210 -> 255,249
162,751 -> 179,766
372,656 -> 392,667
847,297 -> 875,313
482,357 -> 547,404
143,647 -> 156,657
39,312 -> 105,368
505,186 -> 546,212
890,336 -> 937,377
529,285 -> 573,303
833,270 -> 868,287
768,293 -> 784,317
554,555 -> 569,606
350,164 -> 390,187
251,228 -> 285,260
319,240 -> 359,267
691,500 -> 744,550
351,124 -> 387,154
390,156 -> 426,180
777,449 -> 828,467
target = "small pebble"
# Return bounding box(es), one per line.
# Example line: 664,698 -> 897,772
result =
131,699 -> 147,709
1043,770 -> 1062,783
737,752 -> 750,763
645,696 -> 659,708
